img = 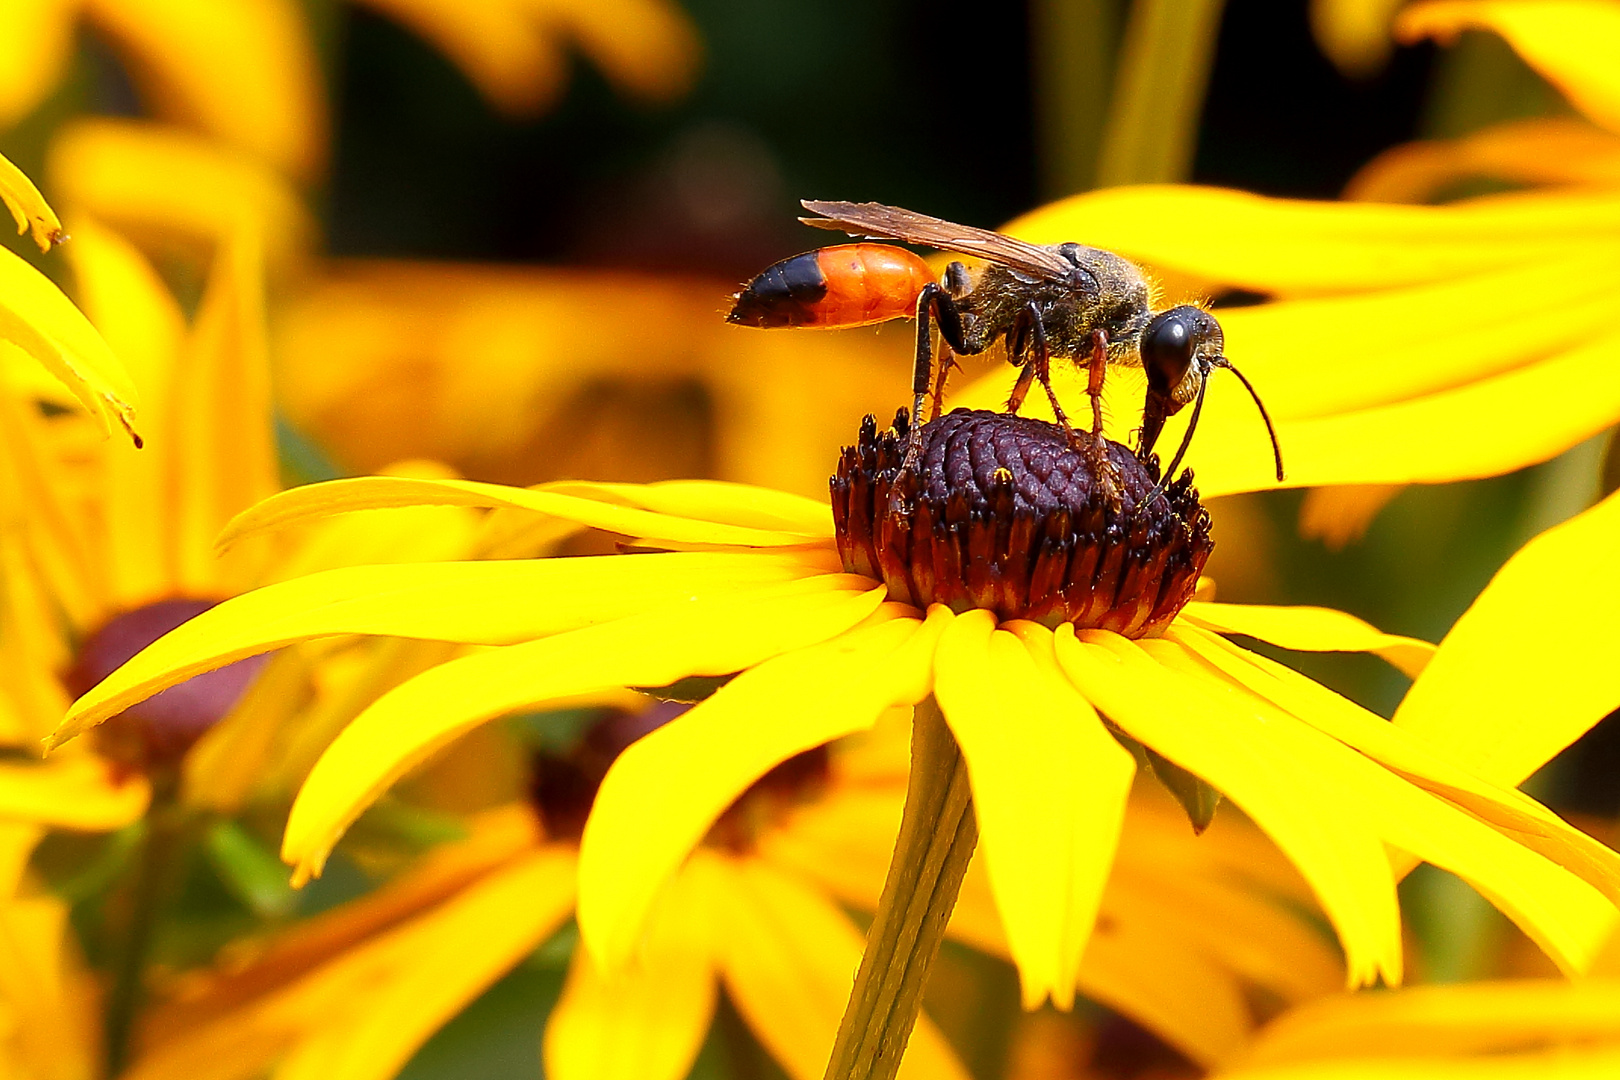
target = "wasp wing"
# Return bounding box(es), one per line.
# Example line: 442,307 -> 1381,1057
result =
800,200 -> 1074,280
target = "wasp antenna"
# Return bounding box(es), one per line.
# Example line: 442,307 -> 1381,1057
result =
1214,357 -> 1285,483
1143,378 -> 1209,506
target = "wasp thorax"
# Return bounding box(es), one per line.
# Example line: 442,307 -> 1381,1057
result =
64,599 -> 269,777
831,409 -> 1213,637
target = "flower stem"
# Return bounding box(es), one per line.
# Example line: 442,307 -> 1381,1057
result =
1093,0 -> 1228,187
822,696 -> 978,1080
105,782 -> 187,1076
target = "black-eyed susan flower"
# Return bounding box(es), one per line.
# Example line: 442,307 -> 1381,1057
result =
53,405 -> 1620,1016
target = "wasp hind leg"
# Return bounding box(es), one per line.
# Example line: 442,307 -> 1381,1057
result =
907,283 -> 966,457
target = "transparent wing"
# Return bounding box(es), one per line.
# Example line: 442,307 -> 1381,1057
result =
800,200 -> 1075,280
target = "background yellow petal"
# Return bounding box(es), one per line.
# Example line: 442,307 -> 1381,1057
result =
218,475 -> 827,550
1396,490 -> 1620,785
1398,0 -> 1620,134
0,0 -> 76,129
1310,0 -> 1408,76
934,614 -> 1136,1009
172,232 -> 280,596
1181,602 -> 1435,678
0,757 -> 148,829
704,853 -> 970,1080
353,0 -> 699,115
1056,630 -> 1402,987
0,149 -> 63,250
79,0 -> 325,178
48,119 -> 315,275
1345,118 -> 1620,203
544,863 -> 715,1080
577,609 -> 933,971
55,552 -> 826,741
129,848 -> 576,1080
63,218 -> 183,608
1217,1048 -> 1620,1080
1238,978 -> 1620,1067
285,580 -> 886,882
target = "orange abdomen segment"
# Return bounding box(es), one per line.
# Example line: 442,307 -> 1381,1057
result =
728,244 -> 935,328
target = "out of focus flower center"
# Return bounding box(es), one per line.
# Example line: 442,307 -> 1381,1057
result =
831,409 -> 1213,637
532,700 -> 829,845
64,599 -> 268,775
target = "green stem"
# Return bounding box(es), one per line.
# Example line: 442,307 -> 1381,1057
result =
1093,0 -> 1229,188
105,783 -> 187,1076
1031,0 -> 1125,199
822,696 -> 978,1080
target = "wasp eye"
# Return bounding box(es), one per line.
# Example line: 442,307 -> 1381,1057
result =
1143,312 -> 1195,394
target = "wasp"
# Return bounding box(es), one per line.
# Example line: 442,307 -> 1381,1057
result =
728,200 -> 1284,501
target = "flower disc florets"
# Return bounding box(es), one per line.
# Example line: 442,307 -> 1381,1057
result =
831,409 -> 1213,637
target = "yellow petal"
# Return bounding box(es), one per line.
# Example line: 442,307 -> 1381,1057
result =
1398,0 -> 1620,134
1177,624 -> 1620,914
577,606 -> 939,970
1239,978 -> 1620,1067
0,149 -> 64,251
54,551 -> 827,744
1217,1048 -> 1620,1080
131,846 -> 576,1080
219,474 -> 831,551
1298,485 -> 1404,550
541,480 -> 834,538
63,218 -> 185,608
1188,320 -> 1620,496
0,239 -> 138,442
544,864 -> 715,1080
0,757 -> 148,830
1396,490 -> 1620,785
933,613 -> 1136,1009
1310,0 -> 1407,76
79,0 -> 326,178
48,119 -> 315,273
1005,184 -> 1616,296
353,0 -> 699,115
285,578 -> 887,883
0,0 -> 76,128
173,232 -> 280,595
704,852 -> 970,1080
1055,628 -> 1402,987
1154,632 -> 1619,975
1346,118 -> 1620,203
1180,602 -> 1435,678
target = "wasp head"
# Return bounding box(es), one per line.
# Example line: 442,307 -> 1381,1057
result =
1138,305 -> 1284,488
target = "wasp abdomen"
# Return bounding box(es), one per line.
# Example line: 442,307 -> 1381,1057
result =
728,244 -> 935,329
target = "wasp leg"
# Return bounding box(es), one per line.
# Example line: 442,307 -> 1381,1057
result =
929,345 -> 958,423
1079,329 -> 1124,506
909,284 -> 967,451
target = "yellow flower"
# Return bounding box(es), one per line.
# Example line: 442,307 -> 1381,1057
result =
53,409 -> 1620,1006
118,707 -> 1339,1080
